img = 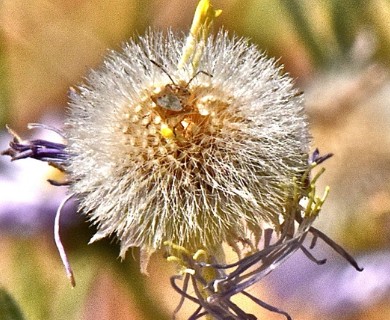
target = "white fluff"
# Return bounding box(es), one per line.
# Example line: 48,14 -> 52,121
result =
65,30 -> 310,262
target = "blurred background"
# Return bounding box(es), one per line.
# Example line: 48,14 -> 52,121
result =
1,0 -> 390,319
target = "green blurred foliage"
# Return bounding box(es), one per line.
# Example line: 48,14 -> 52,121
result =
0,22 -> 10,129
0,287 -> 25,320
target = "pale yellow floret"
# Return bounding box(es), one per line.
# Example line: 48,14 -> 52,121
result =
160,123 -> 175,139
178,0 -> 222,70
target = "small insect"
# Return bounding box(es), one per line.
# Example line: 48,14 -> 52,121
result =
150,59 -> 211,113
149,60 -> 212,139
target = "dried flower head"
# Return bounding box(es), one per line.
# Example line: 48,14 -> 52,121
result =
1,1 -> 364,318
65,28 -> 310,266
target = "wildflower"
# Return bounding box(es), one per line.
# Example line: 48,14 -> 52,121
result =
1,1 -> 363,318
0,123 -> 76,235
64,25 -> 311,271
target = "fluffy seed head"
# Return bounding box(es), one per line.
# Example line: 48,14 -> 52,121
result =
65,30 -> 310,260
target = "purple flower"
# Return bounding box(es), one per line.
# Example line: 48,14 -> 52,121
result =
0,121 -> 76,235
